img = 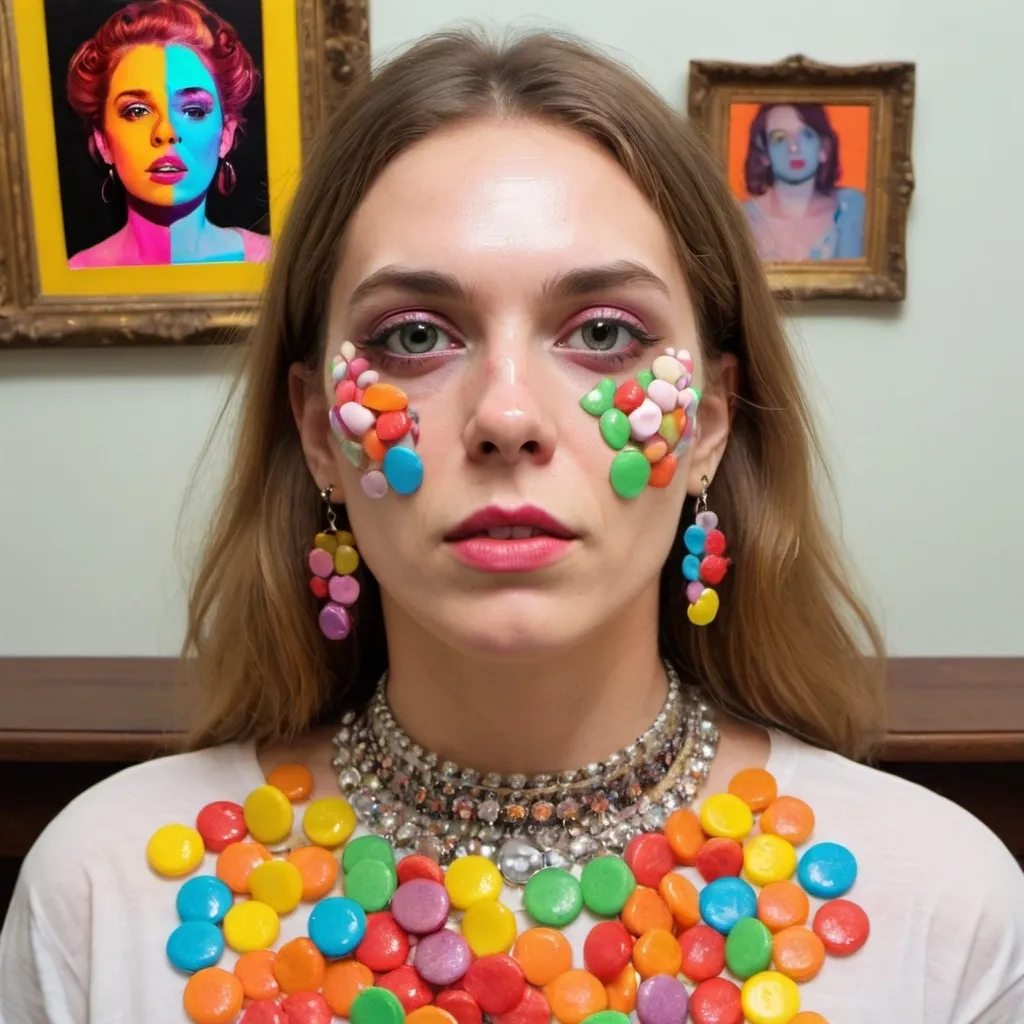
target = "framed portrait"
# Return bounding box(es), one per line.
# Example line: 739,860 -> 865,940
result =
688,55 -> 915,301
0,0 -> 368,346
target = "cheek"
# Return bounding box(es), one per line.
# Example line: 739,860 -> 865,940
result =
175,115 -> 222,158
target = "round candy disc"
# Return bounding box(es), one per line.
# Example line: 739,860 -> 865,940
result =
302,797 -> 356,848
414,927 -> 473,986
396,854 -> 445,886
492,985 -> 552,1024
688,978 -> 743,1024
436,989 -> 484,1024
728,768 -> 778,812
699,876 -> 757,934
233,949 -> 280,1001
772,925 -> 826,982
281,991 -> 332,1023
462,898 -> 518,956
812,898 -> 870,956
512,927 -> 573,986
287,845 -> 339,901
624,833 -> 675,888
741,971 -> 801,1024
678,924 -> 726,982
580,856 -> 636,916
223,901 -> 280,954
195,802 -> 247,853
238,1000 -> 286,1023
321,960 -> 373,1017
273,936 -> 327,995
216,841 -> 271,894
249,859 -> 303,914
342,834 -> 396,873
349,986 -> 405,1024
380,963 -> 438,1013
757,880 -> 810,933
582,1014 -> 631,1024
308,897 -> 366,957
167,920 -> 225,973
632,927 -> 682,978
243,786 -> 294,846
583,921 -> 633,983
797,842 -> 857,898
724,916 -> 773,979
659,872 -> 700,930
699,793 -> 754,841
183,967 -> 244,1024
345,858 -> 398,912
382,446 -> 423,495
545,969 -> 608,1024
610,449 -> 652,498
463,954 -> 527,1015
664,809 -> 706,865
355,911 -> 410,973
635,973 -> 689,1024
445,855 -> 503,910
147,824 -> 205,878
266,763 -> 314,802
177,875 -> 234,924
694,837 -> 743,883
391,878 -> 451,934
760,797 -> 815,845
743,834 -> 797,887
523,867 -> 583,927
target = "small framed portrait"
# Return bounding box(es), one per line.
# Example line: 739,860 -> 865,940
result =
0,0 -> 369,346
688,55 -> 915,301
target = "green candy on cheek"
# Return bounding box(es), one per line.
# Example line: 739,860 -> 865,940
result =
580,377 -> 616,416
610,449 -> 651,499
599,408 -> 630,449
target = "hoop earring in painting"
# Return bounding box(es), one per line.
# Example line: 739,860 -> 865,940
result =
682,475 -> 731,626
101,166 -> 116,204
307,486 -> 361,640
217,159 -> 236,196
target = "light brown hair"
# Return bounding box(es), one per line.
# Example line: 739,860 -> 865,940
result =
183,27 -> 886,759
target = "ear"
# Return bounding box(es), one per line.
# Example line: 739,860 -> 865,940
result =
288,361 -> 346,502
686,353 -> 738,494
93,128 -> 112,165
219,118 -> 238,159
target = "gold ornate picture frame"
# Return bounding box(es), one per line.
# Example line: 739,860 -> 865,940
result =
688,55 -> 915,301
0,0 -> 368,347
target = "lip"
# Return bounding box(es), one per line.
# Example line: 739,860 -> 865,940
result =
790,158 -> 806,169
147,154 -> 187,172
445,505 -> 577,573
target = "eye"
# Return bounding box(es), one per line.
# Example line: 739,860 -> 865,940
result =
367,319 -> 455,356
120,103 -> 150,121
181,104 -> 210,120
800,127 -> 815,143
768,130 -> 787,145
560,317 -> 659,354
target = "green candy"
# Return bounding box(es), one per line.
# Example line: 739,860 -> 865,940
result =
580,855 -> 636,916
341,834 -> 395,873
350,986 -> 404,1024
724,916 -> 773,979
580,377 -> 616,416
599,408 -> 630,450
582,1014 -> 632,1024
523,867 -> 583,927
636,369 -> 654,391
609,449 -> 651,499
344,858 -> 397,912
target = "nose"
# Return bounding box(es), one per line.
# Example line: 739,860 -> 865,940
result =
462,356 -> 557,467
152,113 -> 180,147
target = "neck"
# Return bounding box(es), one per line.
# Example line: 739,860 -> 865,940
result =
767,177 -> 818,217
122,194 -> 209,263
382,586 -> 668,776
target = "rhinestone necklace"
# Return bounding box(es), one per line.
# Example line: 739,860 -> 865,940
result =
332,661 -> 719,883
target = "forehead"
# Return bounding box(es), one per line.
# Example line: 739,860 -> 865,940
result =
109,43 -> 214,95
336,120 -> 684,293
766,106 -> 807,134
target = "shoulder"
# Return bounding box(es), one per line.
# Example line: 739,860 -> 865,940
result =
235,227 -> 272,263
67,232 -> 124,269
834,187 -> 866,216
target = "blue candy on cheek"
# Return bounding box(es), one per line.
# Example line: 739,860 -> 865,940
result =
382,446 -> 424,496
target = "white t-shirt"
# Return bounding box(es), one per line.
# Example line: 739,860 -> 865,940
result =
1,729 -> 1022,1023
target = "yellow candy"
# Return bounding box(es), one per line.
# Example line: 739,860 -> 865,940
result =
314,532 -> 337,552
146,824 -> 205,877
744,834 -> 797,886
303,797 -> 357,848
461,898 -> 517,956
741,971 -> 801,1024
243,785 -> 294,845
223,900 -> 280,953
445,855 -> 502,910
333,545 -> 360,576
249,859 -> 304,914
687,588 -> 720,626
658,412 -> 680,446
700,792 -> 754,840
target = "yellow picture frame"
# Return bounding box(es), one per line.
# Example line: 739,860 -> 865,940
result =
0,0 -> 369,345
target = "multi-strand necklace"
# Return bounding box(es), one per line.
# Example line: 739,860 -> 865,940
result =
331,661 -> 719,883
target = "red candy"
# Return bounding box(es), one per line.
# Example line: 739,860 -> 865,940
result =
436,989 -> 483,1024
624,832 -> 676,887
239,1001 -> 286,1024
281,992 -> 332,1024
463,955 -> 527,1015
699,555 -> 730,586
397,855 -> 445,886
309,577 -> 329,599
335,380 -> 357,405
195,801 -> 247,852
375,410 -> 411,442
688,977 -> 743,1024
583,921 -> 633,983
704,530 -> 727,556
813,898 -> 870,956
491,984 -> 551,1024
613,380 -> 645,414
376,964 -> 432,1012
695,837 -> 743,883
678,924 -> 726,982
355,912 -> 410,973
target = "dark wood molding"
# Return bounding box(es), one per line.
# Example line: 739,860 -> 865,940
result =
1,656 -> 1022,762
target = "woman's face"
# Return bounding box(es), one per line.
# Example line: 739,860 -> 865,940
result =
96,43 -> 233,207
765,106 -> 823,186
301,120 -> 731,660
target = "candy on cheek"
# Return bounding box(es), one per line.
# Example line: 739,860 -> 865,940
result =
328,341 -> 424,498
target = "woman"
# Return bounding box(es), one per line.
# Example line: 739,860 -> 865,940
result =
2,28 -> 1021,1024
742,104 -> 866,262
65,0 -> 270,268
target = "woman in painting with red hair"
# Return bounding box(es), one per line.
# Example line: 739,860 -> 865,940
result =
65,0 -> 270,268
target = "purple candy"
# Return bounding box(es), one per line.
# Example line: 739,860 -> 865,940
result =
636,973 -> 689,1024
413,927 -> 471,986
390,879 -> 450,935
328,574 -> 360,606
318,603 -> 351,640
686,581 -> 705,604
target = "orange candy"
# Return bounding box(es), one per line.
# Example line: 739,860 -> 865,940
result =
513,927 -> 573,987
760,796 -> 816,845
648,453 -> 678,489
216,841 -> 271,894
361,383 -> 408,412
728,768 -> 778,812
183,967 -> 244,1024
545,970 -> 608,1024
664,808 -> 706,865
362,428 -> 387,463
407,1008 -> 459,1024
773,925 -> 826,982
322,960 -> 374,1016
621,886 -> 674,936
659,871 -> 700,930
287,844 -> 339,901
233,949 -> 280,1001
632,927 -> 682,979
266,763 -> 314,802
273,937 -> 326,994
605,962 -> 638,1015
643,439 -> 668,462
792,1014 -> 830,1023
757,880 -> 810,933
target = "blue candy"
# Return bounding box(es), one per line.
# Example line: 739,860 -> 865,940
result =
682,554 -> 702,581
382,447 -> 423,495
798,841 -> 858,898
699,876 -> 757,934
166,920 -> 223,973
308,896 -> 367,957
176,875 -> 233,924
683,524 -> 707,555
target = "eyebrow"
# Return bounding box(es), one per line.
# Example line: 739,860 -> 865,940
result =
348,259 -> 671,307
113,89 -> 152,102
175,87 -> 214,99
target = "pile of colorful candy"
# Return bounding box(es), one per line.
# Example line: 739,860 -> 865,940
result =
307,530 -> 361,641
328,341 -> 424,498
147,765 -> 869,1024
578,348 -> 700,499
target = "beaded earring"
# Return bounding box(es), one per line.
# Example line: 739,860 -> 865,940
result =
682,475 -> 731,625
308,485 -> 361,640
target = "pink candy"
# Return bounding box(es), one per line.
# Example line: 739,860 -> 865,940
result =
628,398 -> 663,442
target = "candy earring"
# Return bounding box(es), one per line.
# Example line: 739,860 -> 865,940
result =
308,486 -> 361,640
682,476 -> 731,626
579,348 -> 701,499
328,341 -> 423,498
